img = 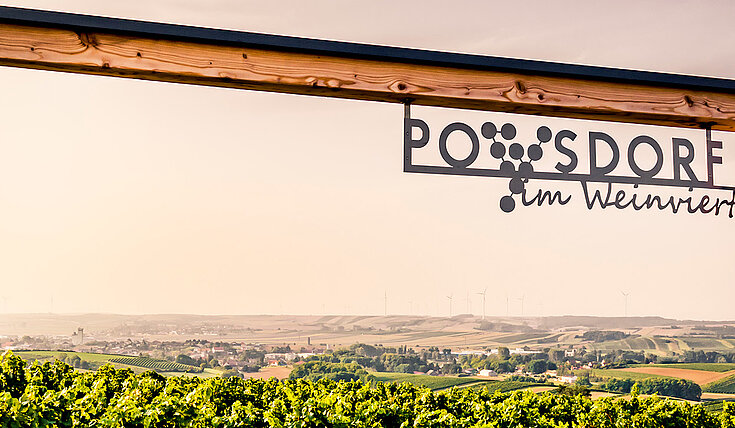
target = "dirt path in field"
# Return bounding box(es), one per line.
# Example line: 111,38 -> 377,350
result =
614,367 -> 735,385
242,366 -> 292,380
702,392 -> 735,400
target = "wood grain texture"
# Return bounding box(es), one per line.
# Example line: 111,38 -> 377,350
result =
1,23 -> 735,130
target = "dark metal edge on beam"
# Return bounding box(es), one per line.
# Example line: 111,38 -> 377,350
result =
1,5 -> 734,94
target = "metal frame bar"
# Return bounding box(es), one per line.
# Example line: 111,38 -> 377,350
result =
0,5 -> 734,94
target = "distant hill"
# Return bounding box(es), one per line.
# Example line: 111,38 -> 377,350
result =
537,316 -> 697,330
1,313 -> 733,351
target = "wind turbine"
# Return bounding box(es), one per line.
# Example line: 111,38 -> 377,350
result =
446,294 -> 453,317
517,295 -> 525,316
621,291 -> 629,317
476,288 -> 487,320
384,291 -> 388,316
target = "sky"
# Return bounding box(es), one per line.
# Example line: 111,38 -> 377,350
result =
0,0 -> 733,319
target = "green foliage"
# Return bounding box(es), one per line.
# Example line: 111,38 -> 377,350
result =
602,377 -> 636,393
0,351 -> 27,398
506,374 -> 542,383
372,373 -> 482,390
638,378 -> 702,401
482,380 -> 540,393
175,354 -> 198,366
1,352 -> 733,427
581,330 -> 630,342
556,383 -> 591,397
307,344 -> 439,374
601,376 -> 702,400
220,369 -> 244,379
289,361 -> 374,382
575,372 -> 592,387
527,359 -> 548,374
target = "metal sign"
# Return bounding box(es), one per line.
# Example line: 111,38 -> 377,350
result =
404,105 -> 735,217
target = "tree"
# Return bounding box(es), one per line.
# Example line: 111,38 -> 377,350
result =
289,361 -> 374,383
440,363 -> 462,375
527,359 -> 548,374
176,354 -> 197,366
556,384 -> 591,397
548,349 -> 565,362
575,372 -> 592,387
492,361 -> 513,374
497,347 -> 511,360
220,369 -> 243,379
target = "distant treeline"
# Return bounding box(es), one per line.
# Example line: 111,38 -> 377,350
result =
655,350 -> 735,364
601,377 -> 702,401
304,344 -> 444,374
578,330 -> 631,342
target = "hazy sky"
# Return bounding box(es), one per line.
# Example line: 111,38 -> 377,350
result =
0,0 -> 733,319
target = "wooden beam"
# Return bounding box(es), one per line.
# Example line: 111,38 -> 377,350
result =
0,11 -> 735,130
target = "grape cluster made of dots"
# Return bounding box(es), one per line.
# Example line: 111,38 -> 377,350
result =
483,123 -> 552,213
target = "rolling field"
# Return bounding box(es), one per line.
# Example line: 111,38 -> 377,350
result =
482,381 -> 547,393
372,372 -> 545,393
16,350 -> 119,363
587,337 -> 658,352
372,373 -> 483,390
582,368 -> 673,382
108,356 -> 199,372
615,367 -> 735,386
493,333 -> 550,344
582,336 -> 735,354
680,337 -> 733,350
15,350 -> 205,376
242,366 -> 291,380
703,374 -> 735,394
629,363 -> 735,373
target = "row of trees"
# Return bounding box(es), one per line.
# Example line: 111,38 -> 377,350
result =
306,344 -> 442,373
289,361 -> 374,382
457,348 -> 559,374
601,377 -> 702,401
657,350 -> 735,364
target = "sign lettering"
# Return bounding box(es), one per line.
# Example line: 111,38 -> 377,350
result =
404,106 -> 734,217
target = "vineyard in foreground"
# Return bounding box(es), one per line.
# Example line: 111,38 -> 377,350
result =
1,352 -> 735,427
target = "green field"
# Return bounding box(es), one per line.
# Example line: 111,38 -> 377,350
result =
629,363 -> 735,373
493,333 -> 550,344
16,350 -> 119,363
481,381 -> 541,393
108,356 -> 199,373
680,337 -> 732,350
582,336 -> 735,354
372,372 -> 543,393
701,400 -> 735,414
372,373 -> 482,390
703,374 -> 735,394
15,351 -> 202,375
